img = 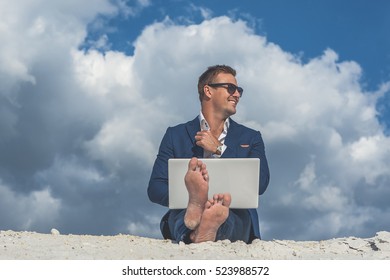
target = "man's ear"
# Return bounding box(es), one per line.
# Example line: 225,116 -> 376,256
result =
203,85 -> 212,98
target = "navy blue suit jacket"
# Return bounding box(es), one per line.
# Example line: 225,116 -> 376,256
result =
148,116 -> 270,240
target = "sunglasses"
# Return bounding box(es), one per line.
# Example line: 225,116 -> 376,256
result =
207,83 -> 243,97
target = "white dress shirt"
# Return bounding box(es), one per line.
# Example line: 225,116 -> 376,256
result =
199,111 -> 229,158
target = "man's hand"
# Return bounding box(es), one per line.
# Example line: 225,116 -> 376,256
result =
195,130 -> 221,153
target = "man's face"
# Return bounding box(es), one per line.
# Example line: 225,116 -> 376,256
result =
208,72 -> 241,118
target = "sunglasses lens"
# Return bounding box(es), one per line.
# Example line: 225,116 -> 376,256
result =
230,84 -> 239,94
227,84 -> 243,96
227,85 -> 234,94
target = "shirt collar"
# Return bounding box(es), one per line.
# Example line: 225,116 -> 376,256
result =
199,111 -> 230,133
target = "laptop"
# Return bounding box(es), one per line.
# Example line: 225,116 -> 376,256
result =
168,158 -> 260,209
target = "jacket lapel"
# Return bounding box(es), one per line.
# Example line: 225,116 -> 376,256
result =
186,117 -> 203,158
222,118 -> 239,158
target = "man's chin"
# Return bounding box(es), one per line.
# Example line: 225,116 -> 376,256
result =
226,109 -> 236,117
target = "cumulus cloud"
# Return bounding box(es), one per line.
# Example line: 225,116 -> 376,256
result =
0,0 -> 389,240
0,181 -> 60,230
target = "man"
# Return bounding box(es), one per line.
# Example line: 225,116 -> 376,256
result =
148,65 -> 270,244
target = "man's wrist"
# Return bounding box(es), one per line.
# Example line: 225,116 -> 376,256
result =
215,144 -> 223,155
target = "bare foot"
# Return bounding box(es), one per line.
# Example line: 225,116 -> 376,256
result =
191,193 -> 231,243
184,158 -> 209,230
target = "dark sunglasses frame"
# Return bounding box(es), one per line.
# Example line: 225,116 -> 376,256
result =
207,83 -> 243,97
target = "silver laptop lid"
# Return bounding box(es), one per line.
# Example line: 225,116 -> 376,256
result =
168,158 -> 260,209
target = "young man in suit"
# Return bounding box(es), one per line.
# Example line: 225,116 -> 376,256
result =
148,65 -> 270,244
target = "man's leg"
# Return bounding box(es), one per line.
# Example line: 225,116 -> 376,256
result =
215,209 -> 252,243
168,207 -> 252,244
167,157 -> 209,243
168,158 -> 251,244
190,193 -> 231,243
167,209 -> 192,243
184,158 -> 209,230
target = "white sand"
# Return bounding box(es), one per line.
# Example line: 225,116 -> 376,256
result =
0,230 -> 389,260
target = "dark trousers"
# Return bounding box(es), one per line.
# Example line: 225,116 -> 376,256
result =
166,208 -> 252,244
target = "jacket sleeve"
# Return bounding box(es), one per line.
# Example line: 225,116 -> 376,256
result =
250,131 -> 270,195
147,127 -> 173,207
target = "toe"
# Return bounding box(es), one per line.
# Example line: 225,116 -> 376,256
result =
188,157 -> 198,171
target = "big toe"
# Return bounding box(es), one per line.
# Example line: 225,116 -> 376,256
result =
222,193 -> 232,207
188,157 -> 198,171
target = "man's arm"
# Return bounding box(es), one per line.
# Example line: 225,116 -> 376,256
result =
249,131 -> 270,195
147,127 -> 174,207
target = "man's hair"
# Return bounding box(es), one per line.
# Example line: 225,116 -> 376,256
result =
197,65 -> 236,102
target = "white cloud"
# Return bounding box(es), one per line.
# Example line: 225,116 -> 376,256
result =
0,181 -> 61,230
73,49 -> 138,99
347,135 -> 390,184
127,214 -> 161,237
115,0 -> 151,18
188,3 -> 213,20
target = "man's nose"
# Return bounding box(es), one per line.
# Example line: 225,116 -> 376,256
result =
232,89 -> 241,98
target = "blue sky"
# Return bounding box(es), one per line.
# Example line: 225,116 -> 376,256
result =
0,0 -> 389,242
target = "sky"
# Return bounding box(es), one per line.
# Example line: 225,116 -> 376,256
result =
0,0 -> 389,241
